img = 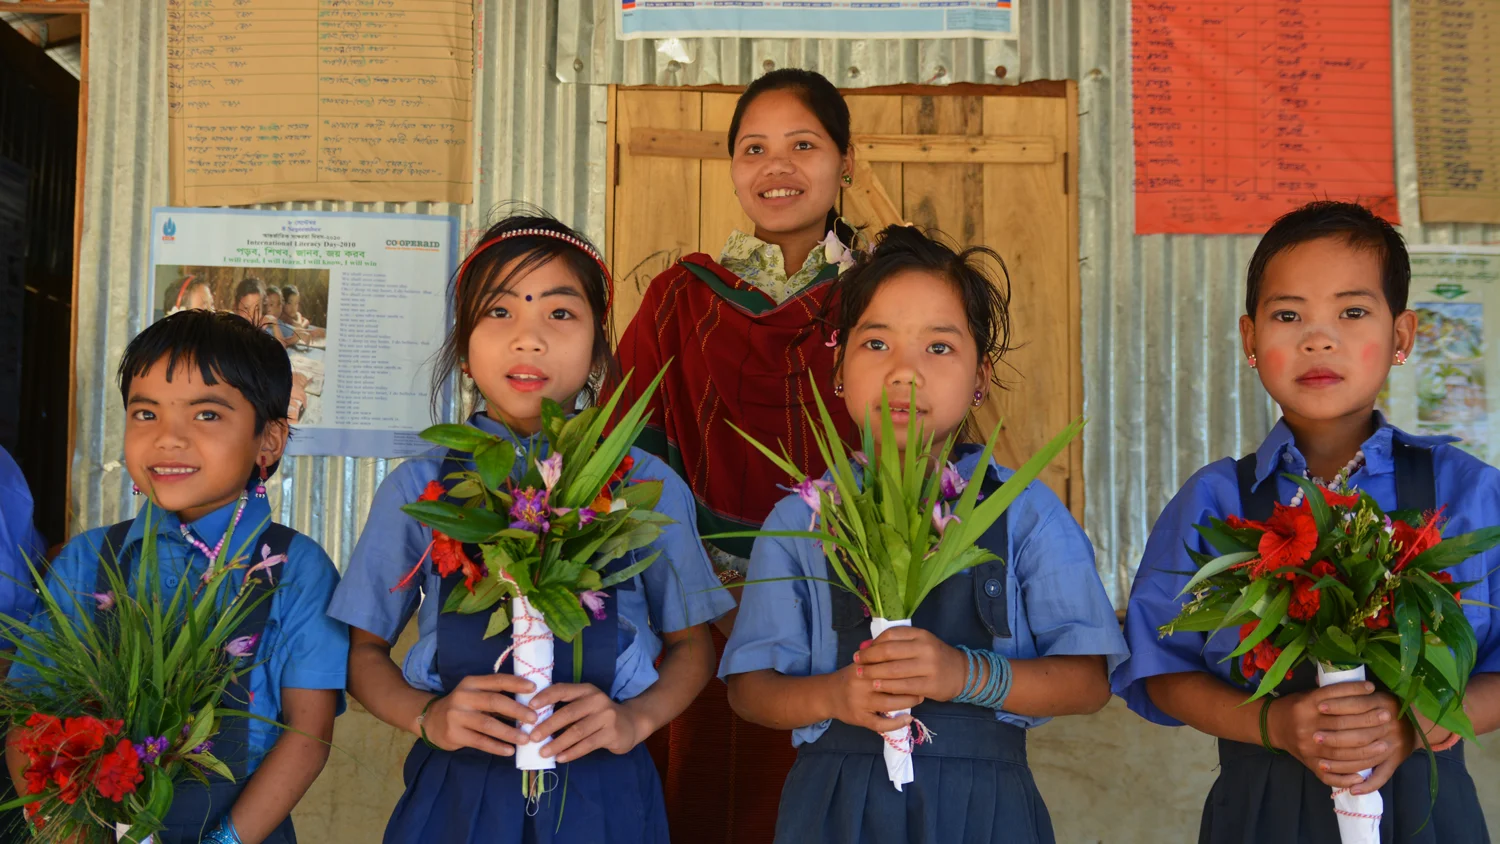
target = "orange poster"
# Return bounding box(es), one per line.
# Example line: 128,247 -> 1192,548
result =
1132,1 -> 1398,235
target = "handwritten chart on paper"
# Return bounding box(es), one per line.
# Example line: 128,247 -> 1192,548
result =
167,0 -> 474,206
1132,1 -> 1398,235
1413,0 -> 1500,224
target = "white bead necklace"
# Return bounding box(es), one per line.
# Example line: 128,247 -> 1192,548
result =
1289,449 -> 1365,507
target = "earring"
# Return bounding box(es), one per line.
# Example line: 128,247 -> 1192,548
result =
842,174 -> 853,185
972,390 -> 984,407
1395,350 -> 1408,366
833,382 -> 844,397
1247,354 -> 1257,369
254,463 -> 268,498
131,482 -> 141,496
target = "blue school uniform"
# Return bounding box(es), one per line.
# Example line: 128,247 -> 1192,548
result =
1113,415 -> 1497,844
328,412 -> 735,844
0,445 -> 45,624
12,493 -> 349,844
720,446 -> 1128,844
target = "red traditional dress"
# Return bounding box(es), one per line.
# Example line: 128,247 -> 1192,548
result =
611,231 -> 856,844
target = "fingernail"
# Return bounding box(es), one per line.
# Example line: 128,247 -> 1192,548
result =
1314,733 -> 1323,744
1379,712 -> 1389,722
1319,704 -> 1329,713
1366,683 -> 1374,692
852,653 -> 859,663
1320,762 -> 1329,771
872,680 -> 881,690
856,666 -> 863,677
1376,743 -> 1386,752
859,640 -> 872,650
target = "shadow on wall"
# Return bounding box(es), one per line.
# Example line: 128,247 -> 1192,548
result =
294,627 -> 1500,843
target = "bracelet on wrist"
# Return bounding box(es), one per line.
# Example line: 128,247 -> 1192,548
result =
418,694 -> 444,750
1259,696 -> 1286,755
202,815 -> 245,844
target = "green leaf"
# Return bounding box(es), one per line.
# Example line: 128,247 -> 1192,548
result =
182,751 -> 234,781
540,397 -> 569,441
614,479 -> 665,511
401,500 -> 507,543
1393,590 -> 1423,686
484,605 -> 512,639
1245,624 -> 1309,704
1176,551 -> 1258,597
600,550 -> 661,588
1323,625 -> 1360,656
474,440 -> 517,491
448,479 -> 483,500
1286,474 -> 1332,532
531,585 -> 591,643
420,424 -> 496,453
457,573 -> 508,614
1192,522 -> 1259,556
179,701 -> 217,754
1405,527 -> 1500,572
1226,586 -> 1292,659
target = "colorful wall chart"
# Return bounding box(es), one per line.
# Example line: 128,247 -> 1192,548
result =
617,1 -> 1017,40
1379,247 -> 1500,464
1132,1 -> 1398,234
167,0 -> 474,206
1412,0 -> 1500,224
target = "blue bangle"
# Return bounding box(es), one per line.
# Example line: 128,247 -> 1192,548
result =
203,815 -> 245,844
954,645 -> 982,703
952,649 -> 1012,711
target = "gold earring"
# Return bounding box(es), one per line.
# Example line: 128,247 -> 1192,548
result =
972,390 -> 984,407
842,174 -> 853,185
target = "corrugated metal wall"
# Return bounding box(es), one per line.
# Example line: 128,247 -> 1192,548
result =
75,0 -> 1500,605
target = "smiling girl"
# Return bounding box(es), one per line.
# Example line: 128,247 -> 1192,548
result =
610,67 -> 861,844
720,225 -> 1125,844
329,212 -> 732,844
1113,201 -> 1500,843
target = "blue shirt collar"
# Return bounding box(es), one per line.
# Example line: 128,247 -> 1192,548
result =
1252,411 -> 1458,490
469,411 -> 548,451
122,492 -> 274,563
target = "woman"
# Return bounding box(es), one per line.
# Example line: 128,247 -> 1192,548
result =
611,68 -> 859,844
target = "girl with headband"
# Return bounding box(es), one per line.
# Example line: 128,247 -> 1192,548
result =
330,211 -> 733,844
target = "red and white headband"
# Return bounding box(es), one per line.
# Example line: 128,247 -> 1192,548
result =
455,228 -> 613,322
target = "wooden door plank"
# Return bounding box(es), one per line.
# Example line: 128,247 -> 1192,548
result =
844,95 -> 905,233
604,84 -> 618,268
1064,81 -> 1083,515
628,127 -> 1053,164
901,95 -> 984,244
977,95 -> 1073,504
699,93 -> 753,257
611,90 -> 702,331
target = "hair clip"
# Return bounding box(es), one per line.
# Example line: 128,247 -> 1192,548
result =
825,330 -> 840,348
455,227 -> 613,324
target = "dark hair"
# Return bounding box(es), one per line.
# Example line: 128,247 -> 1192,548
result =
826,225 -> 1013,441
233,277 -> 264,306
1245,201 -> 1409,316
167,275 -> 210,311
281,285 -> 298,302
727,68 -> 856,244
118,310 -> 292,483
432,207 -> 617,419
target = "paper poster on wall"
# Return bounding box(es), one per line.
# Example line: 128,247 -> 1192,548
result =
1412,0 -> 1500,224
616,1 -> 1017,40
1378,246 -> 1500,464
166,0 -> 474,206
1131,1 -> 1398,234
149,208 -> 456,458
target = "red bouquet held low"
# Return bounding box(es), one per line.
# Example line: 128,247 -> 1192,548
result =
14,715 -> 144,829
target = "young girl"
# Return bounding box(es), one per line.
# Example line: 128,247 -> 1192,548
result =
328,212 -> 734,844
1113,201 -> 1500,842
610,67 -> 860,843
8,309 -> 348,844
720,225 -> 1127,844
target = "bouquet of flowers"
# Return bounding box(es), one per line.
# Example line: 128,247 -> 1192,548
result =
719,386 -> 1083,790
1160,476 -> 1500,843
0,500 -> 280,844
395,368 -> 669,783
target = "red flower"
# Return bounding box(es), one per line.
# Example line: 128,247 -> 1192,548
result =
1251,502 -> 1319,581
1225,514 -> 1267,531
430,532 -> 486,591
1239,621 -> 1283,677
23,802 -> 44,831
417,480 -> 447,502
1318,487 -> 1361,509
1288,561 -> 1337,621
1365,595 -> 1393,630
1433,570 -> 1461,603
591,455 -> 638,512
609,455 -> 635,486
1393,508 -> 1445,570
52,766 -> 84,804
93,740 -> 143,802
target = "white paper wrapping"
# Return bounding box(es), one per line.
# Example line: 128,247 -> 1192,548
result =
508,594 -> 556,771
1317,662 -> 1382,844
871,617 -> 915,791
115,823 -> 152,843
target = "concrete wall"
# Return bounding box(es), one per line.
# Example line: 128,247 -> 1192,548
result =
291,624 -> 1500,843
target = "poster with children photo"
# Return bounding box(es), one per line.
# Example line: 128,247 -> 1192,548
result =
155,265 -> 331,427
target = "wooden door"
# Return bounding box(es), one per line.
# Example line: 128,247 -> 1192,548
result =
605,82 -> 1082,514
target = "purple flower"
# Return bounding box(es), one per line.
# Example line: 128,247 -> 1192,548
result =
509,487 -> 551,533
940,463 -> 968,501
134,735 -> 170,765
224,634 -> 259,658
784,478 -> 839,530
579,590 -> 608,620
191,739 -> 213,756
248,543 -> 287,585
932,503 -> 961,537
538,453 -> 563,492
93,591 -> 115,612
577,508 -> 595,526
851,451 -> 869,467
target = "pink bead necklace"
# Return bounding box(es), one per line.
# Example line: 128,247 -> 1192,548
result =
180,492 -> 249,563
